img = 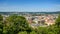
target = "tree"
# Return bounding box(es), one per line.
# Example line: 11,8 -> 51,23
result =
30,31 -> 37,34
36,27 -> 48,34
0,14 -> 3,21
18,31 -> 27,34
54,14 -> 60,34
3,15 -> 29,34
55,14 -> 60,27
0,14 -> 3,34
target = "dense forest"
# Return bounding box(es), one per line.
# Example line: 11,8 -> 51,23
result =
0,14 -> 60,34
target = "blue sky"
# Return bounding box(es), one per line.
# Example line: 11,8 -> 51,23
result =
0,0 -> 60,12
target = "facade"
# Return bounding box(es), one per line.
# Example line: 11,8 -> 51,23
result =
25,14 -> 58,28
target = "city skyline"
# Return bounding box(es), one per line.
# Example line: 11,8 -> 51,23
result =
0,0 -> 60,12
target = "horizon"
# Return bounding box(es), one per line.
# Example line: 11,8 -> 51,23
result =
0,11 -> 60,12
0,0 -> 60,12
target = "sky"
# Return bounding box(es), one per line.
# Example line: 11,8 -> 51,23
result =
0,0 -> 60,12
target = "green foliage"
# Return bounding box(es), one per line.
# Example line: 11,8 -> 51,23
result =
18,31 -> 27,34
0,14 -> 3,34
1,14 -> 60,34
30,31 -> 37,34
0,21 -> 3,34
37,27 -> 48,34
55,14 -> 60,27
3,15 -> 30,34
0,14 -> 3,21
54,14 -> 60,34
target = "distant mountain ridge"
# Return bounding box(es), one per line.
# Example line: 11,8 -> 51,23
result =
0,11 -> 60,15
